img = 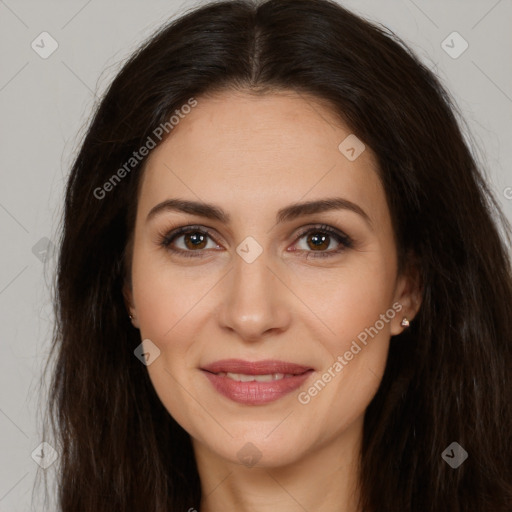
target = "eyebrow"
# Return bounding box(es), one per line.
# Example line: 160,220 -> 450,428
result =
146,197 -> 373,229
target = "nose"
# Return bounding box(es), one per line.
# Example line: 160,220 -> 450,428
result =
215,248 -> 292,343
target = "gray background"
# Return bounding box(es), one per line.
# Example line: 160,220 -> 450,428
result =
1,0 -> 511,509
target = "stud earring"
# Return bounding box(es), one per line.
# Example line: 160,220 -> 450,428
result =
129,314 -> 133,320
401,317 -> 410,328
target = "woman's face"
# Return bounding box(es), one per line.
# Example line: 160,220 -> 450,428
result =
125,90 -> 419,469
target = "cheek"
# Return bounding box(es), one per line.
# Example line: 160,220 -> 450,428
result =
131,254 -> 206,433
294,252 -> 396,347
131,247 -> 207,339
294,255 -> 395,416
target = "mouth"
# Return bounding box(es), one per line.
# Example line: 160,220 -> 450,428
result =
201,359 -> 313,375
211,372 -> 300,382
201,359 -> 314,405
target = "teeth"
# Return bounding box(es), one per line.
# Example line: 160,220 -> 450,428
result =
216,372 -> 294,382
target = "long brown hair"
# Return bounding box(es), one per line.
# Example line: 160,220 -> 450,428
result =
39,0 -> 512,510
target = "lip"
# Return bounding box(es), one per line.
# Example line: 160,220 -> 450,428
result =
201,359 -> 312,375
201,359 -> 314,405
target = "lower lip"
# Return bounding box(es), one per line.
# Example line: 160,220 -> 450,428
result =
202,370 -> 314,405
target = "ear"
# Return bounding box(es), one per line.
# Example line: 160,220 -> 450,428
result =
390,253 -> 422,336
123,280 -> 140,329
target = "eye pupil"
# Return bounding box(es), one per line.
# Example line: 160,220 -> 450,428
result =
308,233 -> 329,250
185,232 -> 207,249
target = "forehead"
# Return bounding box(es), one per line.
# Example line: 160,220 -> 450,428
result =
137,90 -> 385,225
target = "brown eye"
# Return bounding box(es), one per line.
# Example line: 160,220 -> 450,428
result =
158,223 -> 353,259
292,224 -> 353,258
305,232 -> 330,251
181,231 -> 208,250
160,226 -> 219,258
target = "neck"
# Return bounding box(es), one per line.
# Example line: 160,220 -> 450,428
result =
193,416 -> 363,512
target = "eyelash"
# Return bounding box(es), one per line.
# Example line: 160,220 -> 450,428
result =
157,224 -> 353,259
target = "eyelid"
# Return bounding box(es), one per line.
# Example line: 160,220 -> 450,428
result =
158,224 -> 221,247
294,224 -> 352,244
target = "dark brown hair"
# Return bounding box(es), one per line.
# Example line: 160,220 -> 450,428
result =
39,0 -> 512,510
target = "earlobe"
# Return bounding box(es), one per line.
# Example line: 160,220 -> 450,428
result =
391,257 -> 423,335
122,282 -> 139,328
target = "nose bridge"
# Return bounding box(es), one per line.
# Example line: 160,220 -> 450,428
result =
217,238 -> 290,339
233,240 -> 271,296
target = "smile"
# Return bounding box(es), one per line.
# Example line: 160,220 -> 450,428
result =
201,359 -> 314,405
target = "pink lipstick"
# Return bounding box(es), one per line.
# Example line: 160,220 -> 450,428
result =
201,359 -> 314,405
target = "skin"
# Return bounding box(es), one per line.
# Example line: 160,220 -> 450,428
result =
124,90 -> 422,512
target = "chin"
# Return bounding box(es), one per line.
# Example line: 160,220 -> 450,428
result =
200,428 -> 312,469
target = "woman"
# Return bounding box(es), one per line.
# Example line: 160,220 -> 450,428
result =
41,0 -> 512,510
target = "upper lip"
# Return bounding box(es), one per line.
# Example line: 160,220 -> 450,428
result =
201,359 -> 313,375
